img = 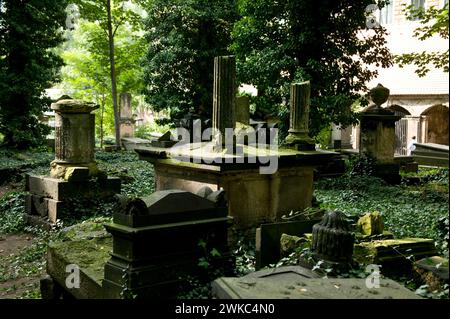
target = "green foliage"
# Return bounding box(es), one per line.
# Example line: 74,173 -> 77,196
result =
395,3 -> 449,77
231,0 -> 392,137
60,12 -> 147,139
347,154 -> 377,177
0,192 -> 27,235
315,171 -> 448,255
314,126 -> 332,150
96,150 -> 155,197
0,0 -> 68,149
142,0 -> 239,124
134,123 -> 172,139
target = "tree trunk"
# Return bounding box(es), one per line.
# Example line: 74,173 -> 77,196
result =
106,0 -> 121,149
100,93 -> 105,149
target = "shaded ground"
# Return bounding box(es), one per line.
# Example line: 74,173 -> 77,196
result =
0,234 -> 43,299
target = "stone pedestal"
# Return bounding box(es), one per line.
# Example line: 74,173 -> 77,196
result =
50,99 -> 99,179
26,175 -> 120,224
359,84 -> 402,184
26,98 -> 121,225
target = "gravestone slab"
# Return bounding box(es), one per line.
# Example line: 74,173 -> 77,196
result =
212,266 -> 421,299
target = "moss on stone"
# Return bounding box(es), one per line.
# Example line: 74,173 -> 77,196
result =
49,237 -> 111,284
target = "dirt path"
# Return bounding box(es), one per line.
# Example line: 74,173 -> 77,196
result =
0,234 -> 43,299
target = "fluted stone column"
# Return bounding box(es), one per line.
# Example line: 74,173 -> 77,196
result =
50,99 -> 99,179
212,56 -> 236,150
284,81 -> 315,150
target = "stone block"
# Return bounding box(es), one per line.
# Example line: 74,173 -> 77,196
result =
413,256 -> 449,292
27,175 -> 121,201
280,233 -> 310,257
357,212 -> 384,236
64,167 -> 90,182
353,238 -> 437,267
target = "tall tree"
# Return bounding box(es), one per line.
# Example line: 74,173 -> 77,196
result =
0,0 -> 68,148
142,0 -> 239,124
70,0 -> 146,148
60,19 -> 146,146
395,3 -> 449,77
231,0 -> 392,137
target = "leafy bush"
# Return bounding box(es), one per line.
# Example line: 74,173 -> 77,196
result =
346,154 -> 376,177
0,192 -> 27,234
96,151 -> 155,197
315,175 -> 448,255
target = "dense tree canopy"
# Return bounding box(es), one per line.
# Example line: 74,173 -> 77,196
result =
142,0 -> 239,124
231,0 -> 392,137
0,0 -> 68,148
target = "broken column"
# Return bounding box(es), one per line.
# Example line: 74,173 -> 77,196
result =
212,56 -> 236,152
310,211 -> 355,270
284,81 -> 316,150
26,98 -> 121,225
359,84 -> 402,184
119,93 -> 135,139
50,99 -> 98,179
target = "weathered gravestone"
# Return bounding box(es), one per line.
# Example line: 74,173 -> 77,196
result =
26,99 -> 120,226
42,189 -> 234,299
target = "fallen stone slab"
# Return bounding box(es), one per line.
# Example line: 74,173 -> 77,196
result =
413,256 -> 449,292
212,266 -> 421,299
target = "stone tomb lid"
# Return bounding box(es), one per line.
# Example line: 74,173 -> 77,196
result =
113,190 -> 228,227
212,266 -> 422,299
135,142 -> 336,170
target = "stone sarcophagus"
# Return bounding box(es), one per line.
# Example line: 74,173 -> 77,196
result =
42,189 -> 234,299
102,188 -> 234,299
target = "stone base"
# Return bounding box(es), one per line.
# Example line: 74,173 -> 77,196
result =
373,162 -> 401,185
154,162 -> 315,228
50,161 -> 99,180
284,135 -> 316,151
26,175 -> 120,224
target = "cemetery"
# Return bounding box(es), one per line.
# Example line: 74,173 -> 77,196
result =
0,0 -> 448,302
